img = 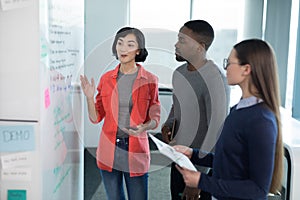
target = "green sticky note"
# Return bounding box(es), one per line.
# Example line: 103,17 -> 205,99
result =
7,190 -> 26,200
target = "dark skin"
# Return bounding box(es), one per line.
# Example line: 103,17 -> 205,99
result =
161,25 -> 208,199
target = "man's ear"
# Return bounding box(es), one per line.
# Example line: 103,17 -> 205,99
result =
198,42 -> 206,51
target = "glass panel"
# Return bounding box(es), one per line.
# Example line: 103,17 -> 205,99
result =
130,0 -> 190,31
192,0 -> 245,66
286,0 -> 299,117
192,0 -> 245,106
130,0 -> 191,88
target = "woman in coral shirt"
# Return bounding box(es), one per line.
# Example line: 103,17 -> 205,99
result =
80,27 -> 160,200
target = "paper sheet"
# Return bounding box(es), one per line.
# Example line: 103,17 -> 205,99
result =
1,152 -> 32,169
148,133 -> 197,171
1,168 -> 31,181
0,0 -> 32,11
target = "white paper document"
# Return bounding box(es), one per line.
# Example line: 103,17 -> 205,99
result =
1,152 -> 32,169
149,133 -> 197,171
0,0 -> 32,11
1,167 -> 32,181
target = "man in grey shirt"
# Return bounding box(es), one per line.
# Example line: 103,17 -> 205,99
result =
161,20 -> 230,200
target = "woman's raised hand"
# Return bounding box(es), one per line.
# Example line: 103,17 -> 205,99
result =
80,75 -> 95,99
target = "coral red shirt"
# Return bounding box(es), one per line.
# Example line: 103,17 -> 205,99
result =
91,64 -> 160,176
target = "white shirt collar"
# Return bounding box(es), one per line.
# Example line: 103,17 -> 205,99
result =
236,96 -> 263,110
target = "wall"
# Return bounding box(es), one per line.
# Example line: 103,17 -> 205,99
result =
264,0 -> 292,106
0,0 -> 40,120
0,0 -> 84,199
0,0 -> 41,199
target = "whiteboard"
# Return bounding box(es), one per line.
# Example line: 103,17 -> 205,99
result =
39,0 -> 84,199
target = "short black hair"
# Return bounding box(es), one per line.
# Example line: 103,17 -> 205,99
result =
112,27 -> 148,62
184,20 -> 214,50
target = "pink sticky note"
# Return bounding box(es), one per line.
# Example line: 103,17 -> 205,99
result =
44,88 -> 50,108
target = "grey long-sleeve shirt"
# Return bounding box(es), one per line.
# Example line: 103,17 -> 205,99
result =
164,60 -> 230,151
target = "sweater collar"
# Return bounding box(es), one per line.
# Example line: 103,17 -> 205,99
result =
236,96 -> 263,110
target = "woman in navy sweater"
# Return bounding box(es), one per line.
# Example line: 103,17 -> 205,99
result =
175,39 -> 283,200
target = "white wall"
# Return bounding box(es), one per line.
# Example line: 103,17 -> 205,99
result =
0,0 -> 84,199
0,0 -> 40,120
0,1 -> 41,199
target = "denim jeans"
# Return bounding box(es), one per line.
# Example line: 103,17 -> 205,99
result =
99,138 -> 148,200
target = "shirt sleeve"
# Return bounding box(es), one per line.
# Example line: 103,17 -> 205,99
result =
163,104 -> 175,129
162,68 -> 178,130
191,148 -> 214,167
92,76 -> 106,123
147,75 -> 161,129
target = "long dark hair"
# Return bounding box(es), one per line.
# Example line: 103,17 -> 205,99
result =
234,39 -> 283,193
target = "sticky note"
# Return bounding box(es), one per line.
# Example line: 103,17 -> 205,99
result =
44,88 -> 51,108
7,190 -> 26,200
1,152 -> 32,169
0,125 -> 35,152
1,168 -> 32,181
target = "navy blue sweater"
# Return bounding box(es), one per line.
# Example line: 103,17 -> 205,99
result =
192,102 -> 277,200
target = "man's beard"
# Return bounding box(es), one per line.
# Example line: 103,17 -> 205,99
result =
175,54 -> 186,62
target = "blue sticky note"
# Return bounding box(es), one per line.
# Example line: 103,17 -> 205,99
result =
0,125 -> 35,152
7,190 -> 26,200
